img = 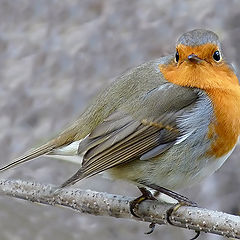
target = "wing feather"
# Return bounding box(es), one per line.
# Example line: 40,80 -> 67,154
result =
79,111 -> 180,179
59,84 -> 199,188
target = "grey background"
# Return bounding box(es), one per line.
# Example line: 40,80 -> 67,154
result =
0,0 -> 240,240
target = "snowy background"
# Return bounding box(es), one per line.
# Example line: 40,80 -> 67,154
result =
0,0 -> 240,239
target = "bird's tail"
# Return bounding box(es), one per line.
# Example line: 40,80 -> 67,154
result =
0,140 -> 58,172
0,123 -> 82,172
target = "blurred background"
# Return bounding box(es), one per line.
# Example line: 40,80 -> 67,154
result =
0,0 -> 240,239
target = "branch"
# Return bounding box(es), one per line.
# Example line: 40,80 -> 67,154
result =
0,179 -> 239,239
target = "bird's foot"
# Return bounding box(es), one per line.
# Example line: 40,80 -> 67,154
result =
129,187 -> 157,234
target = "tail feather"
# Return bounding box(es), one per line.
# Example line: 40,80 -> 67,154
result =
0,121 -> 83,172
0,141 -> 57,172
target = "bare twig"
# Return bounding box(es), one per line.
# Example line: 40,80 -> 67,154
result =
0,179 -> 239,238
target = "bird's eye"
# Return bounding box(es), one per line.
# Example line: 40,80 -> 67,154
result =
175,51 -> 179,62
213,50 -> 221,62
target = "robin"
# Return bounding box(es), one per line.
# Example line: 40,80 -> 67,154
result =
1,29 -> 240,237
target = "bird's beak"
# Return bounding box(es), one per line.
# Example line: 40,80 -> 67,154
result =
187,54 -> 202,63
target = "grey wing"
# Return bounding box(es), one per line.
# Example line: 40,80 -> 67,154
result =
59,108 -> 198,187
59,84 -> 199,188
78,111 -> 180,175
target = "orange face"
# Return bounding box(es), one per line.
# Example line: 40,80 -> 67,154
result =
160,43 -> 239,91
177,43 -> 219,64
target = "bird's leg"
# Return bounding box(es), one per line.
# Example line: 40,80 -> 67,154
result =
130,187 -> 157,234
140,182 -> 197,206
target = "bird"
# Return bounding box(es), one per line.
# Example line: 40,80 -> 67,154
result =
1,29 -> 240,236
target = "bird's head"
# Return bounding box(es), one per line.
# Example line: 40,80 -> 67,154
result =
160,29 -> 239,90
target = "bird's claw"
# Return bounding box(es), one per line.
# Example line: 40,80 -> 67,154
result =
166,201 -> 200,240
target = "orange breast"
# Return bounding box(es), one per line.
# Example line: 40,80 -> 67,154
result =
159,60 -> 240,158
206,89 -> 240,157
